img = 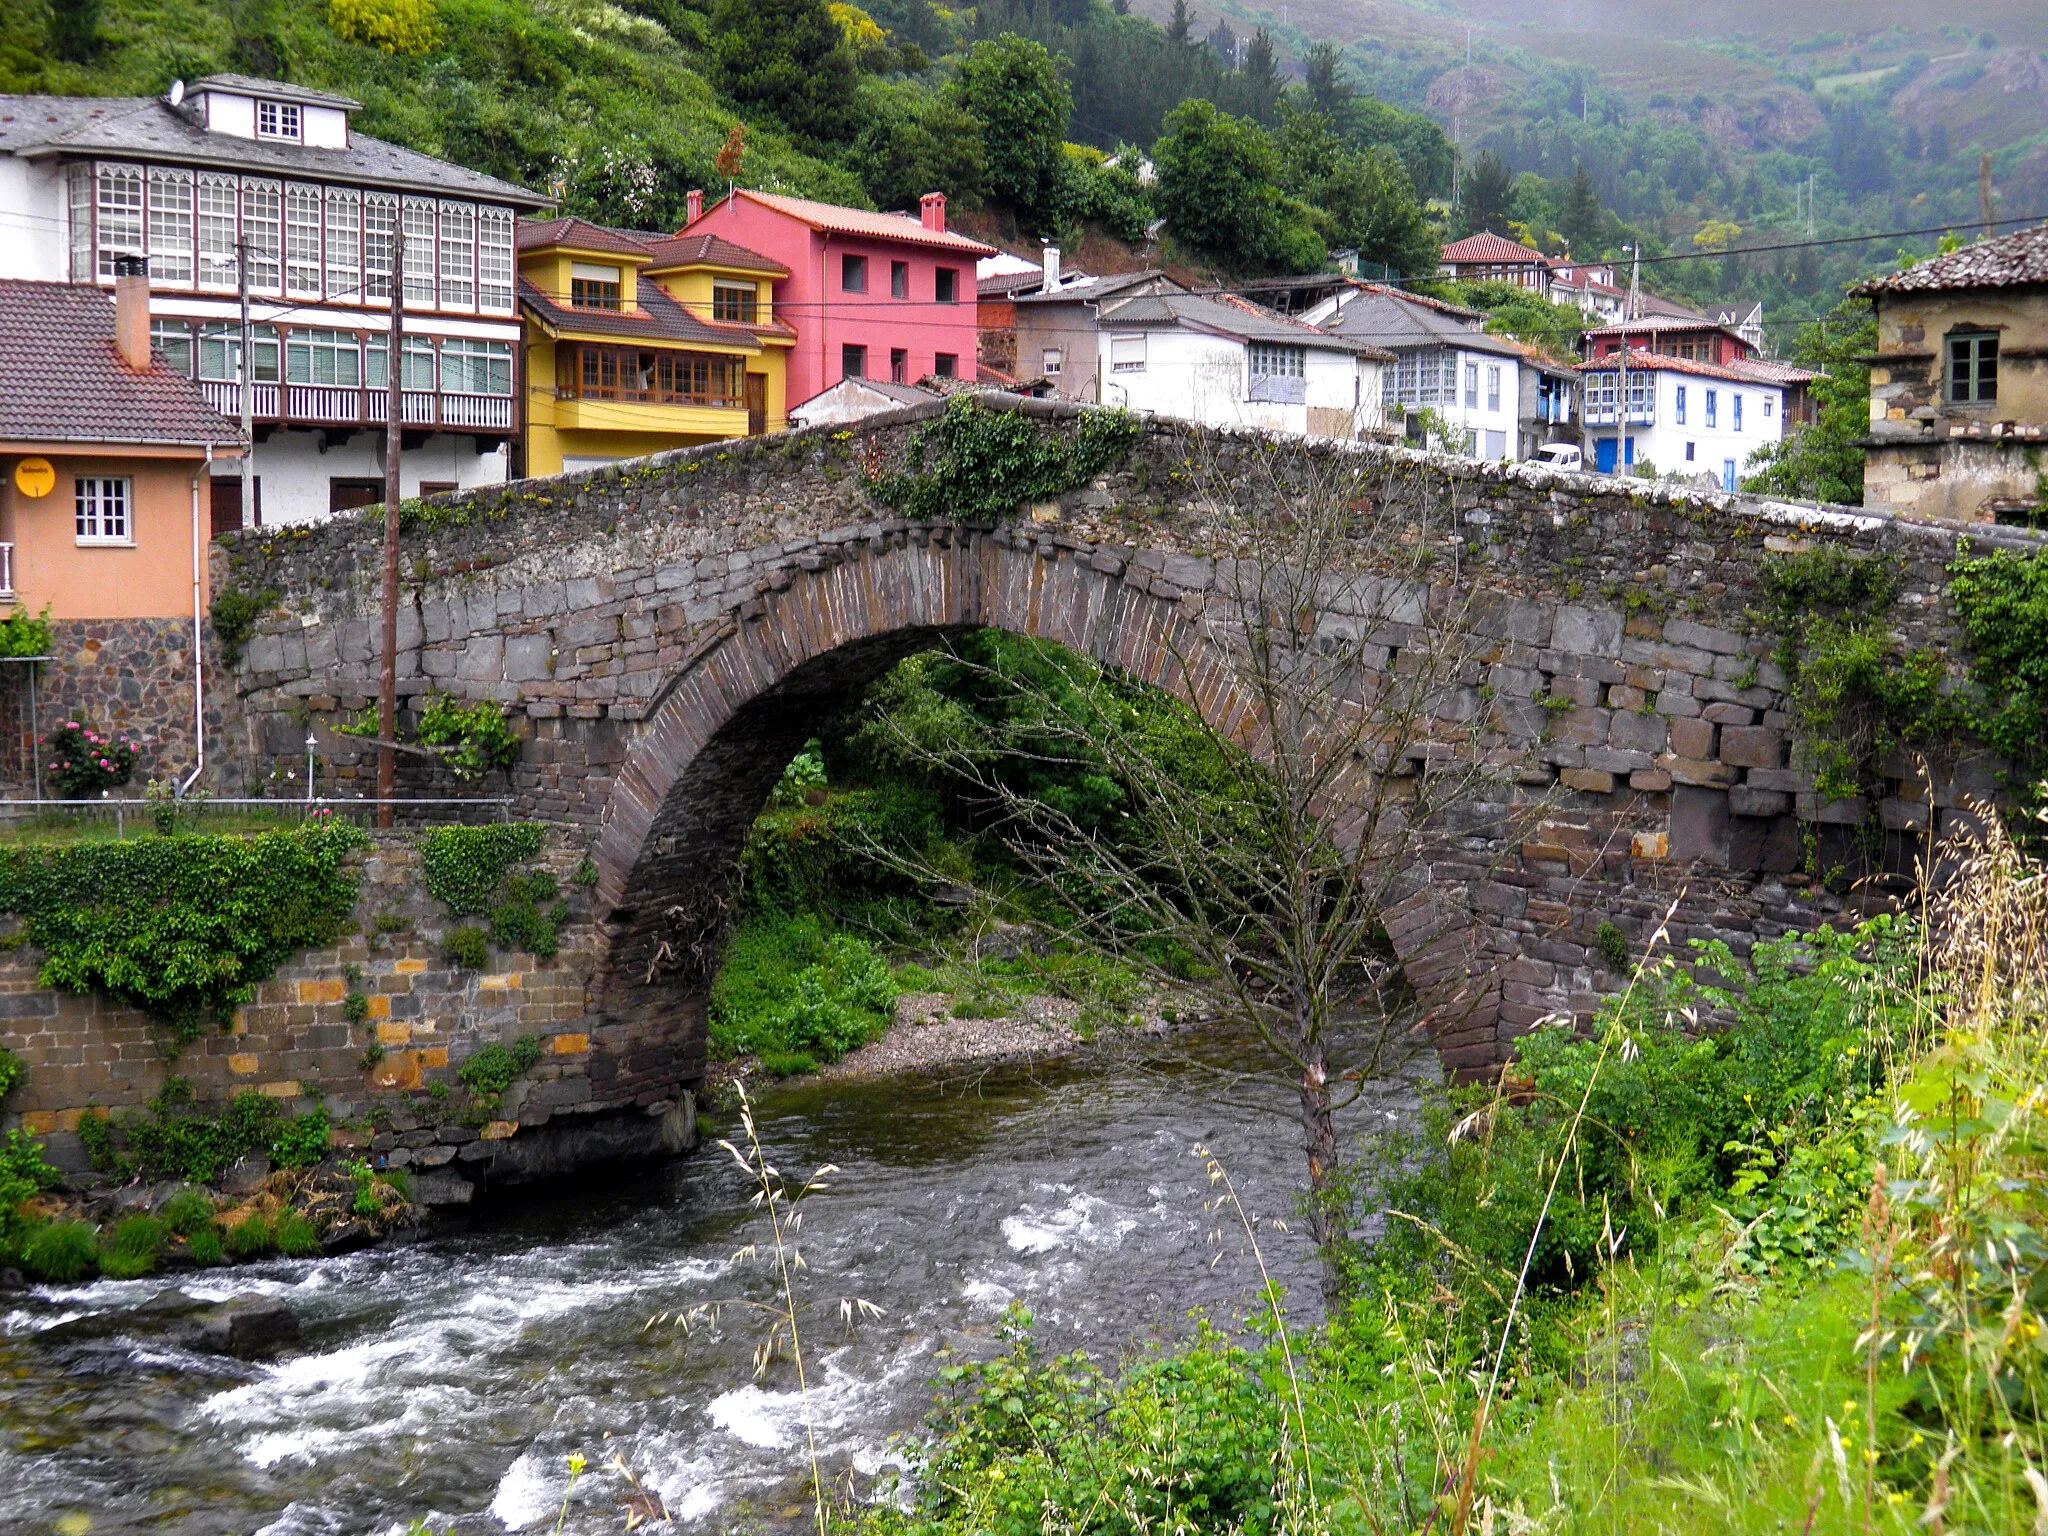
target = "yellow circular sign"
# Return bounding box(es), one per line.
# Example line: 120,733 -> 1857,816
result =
13,458 -> 55,499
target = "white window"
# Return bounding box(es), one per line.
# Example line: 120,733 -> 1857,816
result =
151,319 -> 192,375
477,206 -> 513,313
199,322 -> 279,383
1485,365 -> 1501,412
196,174 -> 238,289
95,163 -> 144,279
1763,394 -> 1775,419
1109,334 -> 1146,373
146,169 -> 193,286
1732,393 -> 1744,432
1042,348 -> 1062,378
368,336 -> 437,390
1248,343 -> 1305,378
1705,388 -> 1718,429
441,338 -> 512,395
1463,360 -> 1478,409
402,199 -> 437,306
75,477 -> 131,544
256,99 -> 301,141
1674,384 -> 1686,425
438,201 -> 474,309
286,183 -> 322,295
286,329 -> 362,387
325,188 -> 360,300
363,194 -> 397,301
67,165 -> 92,282
242,178 -> 281,292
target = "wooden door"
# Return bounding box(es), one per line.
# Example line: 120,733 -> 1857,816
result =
744,373 -> 767,436
210,476 -> 260,536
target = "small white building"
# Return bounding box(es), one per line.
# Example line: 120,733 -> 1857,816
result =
787,376 -> 940,428
1092,292 -> 1390,440
1577,350 -> 1788,488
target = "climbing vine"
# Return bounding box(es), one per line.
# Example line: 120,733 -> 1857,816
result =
457,1034 -> 544,1115
0,820 -> 367,1044
1947,548 -> 2048,770
77,1079 -> 330,1183
209,586 -> 277,667
338,694 -> 522,781
417,824 -> 569,960
867,396 -> 1140,521
0,604 -> 52,659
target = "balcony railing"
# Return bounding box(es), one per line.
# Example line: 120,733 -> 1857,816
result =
1583,401 -> 1655,426
202,382 -> 513,433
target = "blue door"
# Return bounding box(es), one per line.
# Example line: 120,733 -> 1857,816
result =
1723,459 -> 1737,492
1595,437 -> 1617,474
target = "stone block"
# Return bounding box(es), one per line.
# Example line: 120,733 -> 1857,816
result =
1668,785 -> 1731,866
1552,604 -> 1624,658
1668,716 -> 1716,759
1630,770 -> 1673,793
1607,684 -> 1646,711
297,978 -> 346,1005
1560,768 -> 1615,794
376,1020 -> 411,1045
1879,797 -> 1931,831
1663,618 -> 1748,655
1661,754 -> 1739,788
1728,786 -> 1790,818
1607,711 -> 1667,754
552,1033 -> 590,1055
1702,702 -> 1756,726
1720,727 -> 1786,770
258,1080 -> 303,1099
228,1053 -> 260,1076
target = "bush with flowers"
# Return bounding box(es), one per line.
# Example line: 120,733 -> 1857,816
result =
45,723 -> 137,799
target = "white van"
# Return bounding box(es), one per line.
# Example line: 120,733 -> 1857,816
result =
1534,443 -> 1584,472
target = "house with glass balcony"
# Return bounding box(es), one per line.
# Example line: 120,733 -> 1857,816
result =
516,217 -> 793,476
0,74 -> 551,525
1578,350 -> 1789,488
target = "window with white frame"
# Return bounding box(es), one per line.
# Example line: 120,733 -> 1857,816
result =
1109,334 -> 1146,373
1732,393 -> 1743,432
442,338 -> 513,395
255,99 -> 302,141
1486,364 -> 1501,411
1674,384 -> 1687,425
1042,348 -> 1062,378
402,199 -> 437,306
368,336 -> 438,390
151,319 -> 192,376
1704,388 -> 1718,428
147,169 -> 193,286
286,330 -> 362,387
74,477 -> 131,544
438,201 -> 474,309
286,184 -> 322,294
325,188 -> 360,300
67,165 -> 92,282
242,178 -> 282,291
1463,360 -> 1478,409
196,174 -> 239,289
477,207 -> 514,312
1249,343 -> 1305,379
363,195 -> 397,301
95,163 -> 144,279
199,322 -> 279,383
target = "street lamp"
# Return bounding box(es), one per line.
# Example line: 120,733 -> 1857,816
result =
305,732 -> 318,805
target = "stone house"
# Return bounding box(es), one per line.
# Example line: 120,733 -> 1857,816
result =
1857,224 -> 2048,522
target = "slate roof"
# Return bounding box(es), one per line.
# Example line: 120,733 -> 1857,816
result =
700,189 -> 996,255
519,278 -> 791,348
191,74 -> 361,110
0,281 -> 239,447
1101,292 -> 1395,359
0,91 -> 549,207
1012,270 -> 1181,307
1854,224 -> 2048,294
1318,289 -> 1523,360
1441,232 -> 1548,265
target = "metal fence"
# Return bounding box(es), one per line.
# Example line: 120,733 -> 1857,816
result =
0,796 -> 518,840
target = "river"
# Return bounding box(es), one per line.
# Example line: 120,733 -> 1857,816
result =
0,1031 -> 1430,1536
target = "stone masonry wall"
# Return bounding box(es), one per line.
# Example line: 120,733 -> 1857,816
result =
171,405 -> 2048,1073
0,825 -> 693,1200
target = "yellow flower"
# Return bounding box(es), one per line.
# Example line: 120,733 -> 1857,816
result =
568,1452 -> 587,1476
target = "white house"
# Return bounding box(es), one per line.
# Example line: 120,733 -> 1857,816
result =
1306,286 -> 1530,461
1577,350 -> 1787,488
1092,293 -> 1391,440
0,74 -> 551,526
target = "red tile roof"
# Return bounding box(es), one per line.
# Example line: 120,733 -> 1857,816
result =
1584,313 -> 1742,337
702,189 -> 997,255
1441,232 -> 1548,265
519,278 -> 791,348
0,281 -> 239,447
516,217 -> 654,258
1575,347 -> 1789,386
639,232 -> 788,276
1854,224 -> 2048,294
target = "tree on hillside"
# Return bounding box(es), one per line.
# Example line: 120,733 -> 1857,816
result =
1165,0 -> 1195,48
863,445 -> 1531,1299
950,35 -> 1072,230
1239,28 -> 1281,123
1558,161 -> 1602,254
1275,106 -> 1436,279
1303,41 -> 1348,116
1460,149 -> 1515,237
46,0 -> 100,61
1741,296 -> 1875,507
1153,98 -> 1321,274
854,88 -> 987,213
711,0 -> 860,146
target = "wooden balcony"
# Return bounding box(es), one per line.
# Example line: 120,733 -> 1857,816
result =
201,382 -> 514,434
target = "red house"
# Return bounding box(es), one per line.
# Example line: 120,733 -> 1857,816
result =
676,188 -> 997,410
1582,313 -> 1757,368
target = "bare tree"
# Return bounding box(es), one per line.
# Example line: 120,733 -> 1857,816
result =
873,437 -> 1542,1299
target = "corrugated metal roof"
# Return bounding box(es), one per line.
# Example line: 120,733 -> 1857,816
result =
0,280 -> 239,447
1854,224 -> 2048,294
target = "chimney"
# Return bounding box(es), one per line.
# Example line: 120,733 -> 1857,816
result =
685,188 -> 704,225
920,192 -> 946,233
113,255 -> 150,371
1041,245 -> 1060,293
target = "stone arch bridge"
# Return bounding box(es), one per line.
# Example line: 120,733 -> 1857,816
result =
216,400 -> 2028,1131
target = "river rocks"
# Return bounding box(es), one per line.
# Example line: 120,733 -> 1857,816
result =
411,1171 -> 475,1205
221,1155 -> 271,1196
190,1296 -> 301,1358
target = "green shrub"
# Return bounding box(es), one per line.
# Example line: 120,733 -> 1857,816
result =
0,1046 -> 24,1102
417,824 -> 544,915
187,1226 -> 225,1265
99,1215 -> 165,1279
82,1084 -> 326,1183
0,603 -> 52,660
269,1108 -> 331,1171
0,821 -> 367,1042
868,395 -> 1140,521
457,1035 -> 544,1112
444,925 -> 490,969
209,586 -> 277,667
327,0 -> 440,53
758,1049 -> 820,1077
1594,920 -> 1629,971
157,1188 -> 216,1237
22,1219 -> 98,1282
274,1212 -> 321,1257
489,871 -> 567,959
225,1212 -> 275,1258
415,696 -> 522,781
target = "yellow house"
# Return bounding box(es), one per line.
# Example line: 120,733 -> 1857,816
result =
516,217 -> 793,476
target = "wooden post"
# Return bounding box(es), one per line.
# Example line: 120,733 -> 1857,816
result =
378,229 -> 403,827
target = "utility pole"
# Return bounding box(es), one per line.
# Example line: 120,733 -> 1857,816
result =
237,237 -> 253,529
378,228 -> 403,827
1617,243 -> 1639,475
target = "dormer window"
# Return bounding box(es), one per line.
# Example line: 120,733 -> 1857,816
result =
256,100 -> 301,141
570,263 -> 622,310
